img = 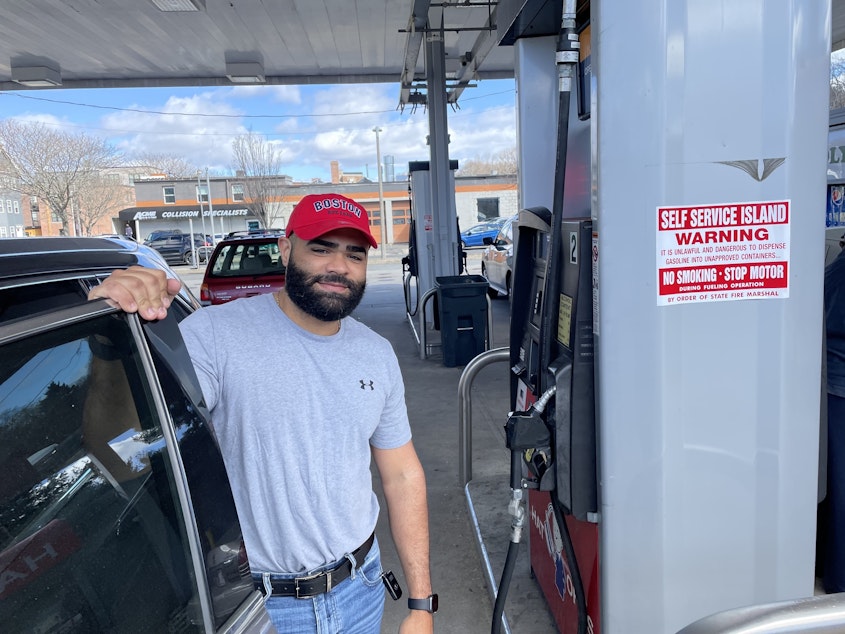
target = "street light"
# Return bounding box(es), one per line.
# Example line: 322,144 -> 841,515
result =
372,126 -> 387,260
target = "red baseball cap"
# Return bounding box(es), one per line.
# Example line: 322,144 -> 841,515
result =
286,193 -> 378,249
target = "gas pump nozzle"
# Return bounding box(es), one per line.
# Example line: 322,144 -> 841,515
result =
504,385 -> 557,490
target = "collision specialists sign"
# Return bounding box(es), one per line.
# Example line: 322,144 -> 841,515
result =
130,208 -> 249,221
657,200 -> 790,306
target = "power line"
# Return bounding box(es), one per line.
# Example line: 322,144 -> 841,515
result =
0,87 -> 515,120
6,103 -> 516,139
1,91 -> 398,119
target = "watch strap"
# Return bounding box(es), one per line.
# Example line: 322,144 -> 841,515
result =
408,594 -> 438,613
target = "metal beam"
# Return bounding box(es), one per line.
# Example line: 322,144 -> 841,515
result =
399,0 -> 431,104
446,1 -> 501,103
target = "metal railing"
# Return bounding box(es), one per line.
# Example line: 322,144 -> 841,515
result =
457,346 -> 509,485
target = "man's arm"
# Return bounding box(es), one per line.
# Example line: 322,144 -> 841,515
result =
88,265 -> 182,320
372,440 -> 433,633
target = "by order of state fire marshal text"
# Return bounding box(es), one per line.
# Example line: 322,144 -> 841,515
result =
656,200 -> 790,306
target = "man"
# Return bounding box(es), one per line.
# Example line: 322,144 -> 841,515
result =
90,194 -> 435,633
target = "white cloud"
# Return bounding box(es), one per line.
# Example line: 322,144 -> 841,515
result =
99,92 -> 247,173
229,85 -> 302,104
2,80 -> 517,183
9,112 -> 68,127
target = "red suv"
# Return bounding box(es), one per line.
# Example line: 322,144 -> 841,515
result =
199,231 -> 286,306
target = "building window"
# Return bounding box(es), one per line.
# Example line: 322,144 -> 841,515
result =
13,201 -> 20,214
392,207 -> 409,225
30,197 -> 40,226
0,226 -> 6,237
163,186 -> 176,204
4,200 -> 11,214
476,198 -> 500,221
196,185 -> 209,203
231,183 -> 244,202
51,210 -> 60,223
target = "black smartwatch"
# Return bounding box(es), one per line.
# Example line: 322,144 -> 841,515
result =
408,594 -> 438,613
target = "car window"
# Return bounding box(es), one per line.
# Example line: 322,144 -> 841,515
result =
210,242 -> 284,277
0,279 -> 90,324
496,221 -> 514,246
0,278 -> 197,327
0,310 -> 247,631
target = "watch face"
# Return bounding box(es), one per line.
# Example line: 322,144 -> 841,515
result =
430,594 -> 439,613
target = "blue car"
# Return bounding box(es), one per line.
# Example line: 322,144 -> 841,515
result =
460,218 -> 508,248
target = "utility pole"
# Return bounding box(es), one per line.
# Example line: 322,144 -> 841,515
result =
197,170 -> 208,243
205,169 -> 217,244
372,126 -> 386,260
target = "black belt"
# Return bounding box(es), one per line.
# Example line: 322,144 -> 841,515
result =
257,533 -> 375,598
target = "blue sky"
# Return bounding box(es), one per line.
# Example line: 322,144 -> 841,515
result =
0,80 -> 517,183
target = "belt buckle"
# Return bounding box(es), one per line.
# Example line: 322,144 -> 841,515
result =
294,571 -> 326,598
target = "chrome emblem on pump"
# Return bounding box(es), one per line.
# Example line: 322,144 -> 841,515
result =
717,158 -> 786,182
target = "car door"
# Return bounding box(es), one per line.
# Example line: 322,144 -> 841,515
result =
151,236 -> 184,264
0,302 -> 273,633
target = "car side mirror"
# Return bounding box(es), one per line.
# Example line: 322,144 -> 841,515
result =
482,236 -> 494,246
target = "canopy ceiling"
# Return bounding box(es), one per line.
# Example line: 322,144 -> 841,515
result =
0,1 -> 842,104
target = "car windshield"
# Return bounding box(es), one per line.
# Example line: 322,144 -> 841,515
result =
210,241 -> 285,277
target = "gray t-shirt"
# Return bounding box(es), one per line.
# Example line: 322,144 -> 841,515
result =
179,293 -> 411,574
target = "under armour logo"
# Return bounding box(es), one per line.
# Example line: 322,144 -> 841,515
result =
359,380 -> 374,390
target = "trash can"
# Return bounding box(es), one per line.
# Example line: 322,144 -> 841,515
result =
436,275 -> 489,367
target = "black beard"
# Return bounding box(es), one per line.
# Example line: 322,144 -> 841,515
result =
283,254 -> 366,322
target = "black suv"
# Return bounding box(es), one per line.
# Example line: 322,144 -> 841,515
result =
0,237 -> 271,633
147,232 -> 208,265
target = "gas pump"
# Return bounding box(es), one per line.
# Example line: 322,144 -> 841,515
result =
492,2 -> 599,632
403,160 -> 459,323
493,210 -> 598,634
493,0 -> 828,631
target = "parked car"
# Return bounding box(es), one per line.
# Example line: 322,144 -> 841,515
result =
460,217 -> 508,249
480,214 -> 518,298
148,232 -> 209,266
200,232 -> 286,306
143,229 -> 182,245
0,236 -> 271,633
224,229 -> 284,240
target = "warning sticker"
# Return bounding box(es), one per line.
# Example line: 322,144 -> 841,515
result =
656,200 -> 790,306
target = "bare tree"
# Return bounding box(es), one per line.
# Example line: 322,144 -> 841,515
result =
74,173 -> 127,236
833,54 -> 845,111
231,131 -> 286,228
456,147 -> 518,177
129,152 -> 199,179
0,120 -> 120,235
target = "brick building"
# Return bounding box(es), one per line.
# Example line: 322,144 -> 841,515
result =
120,169 -> 517,245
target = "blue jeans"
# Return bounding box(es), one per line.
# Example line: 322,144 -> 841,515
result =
257,537 -> 386,633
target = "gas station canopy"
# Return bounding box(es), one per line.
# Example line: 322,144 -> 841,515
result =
4,1 -> 839,102
0,0 -> 521,104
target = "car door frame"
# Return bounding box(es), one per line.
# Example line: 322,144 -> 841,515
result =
0,301 -> 272,634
